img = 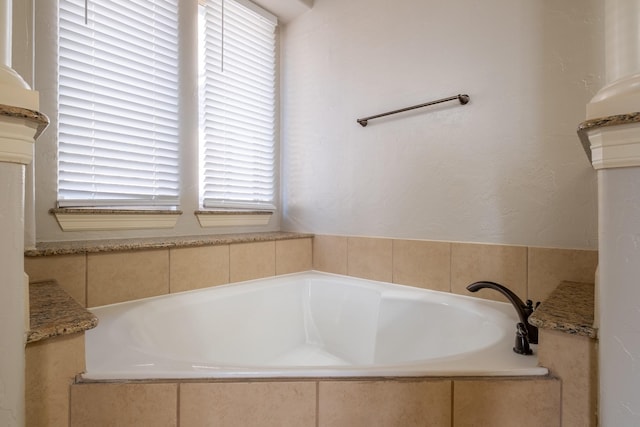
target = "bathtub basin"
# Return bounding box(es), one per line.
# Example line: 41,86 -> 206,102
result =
84,271 -> 547,379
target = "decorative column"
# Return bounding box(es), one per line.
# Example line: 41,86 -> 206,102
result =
580,1 -> 640,426
0,0 -> 48,425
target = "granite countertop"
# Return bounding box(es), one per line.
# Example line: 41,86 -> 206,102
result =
529,281 -> 596,338
27,280 -> 98,344
25,231 -> 313,257
49,208 -> 183,215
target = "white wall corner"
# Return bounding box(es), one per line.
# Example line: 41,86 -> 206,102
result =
296,0 -> 313,8
253,0 -> 313,23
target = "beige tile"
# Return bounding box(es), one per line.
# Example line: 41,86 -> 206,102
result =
538,329 -> 598,427
451,243 -> 527,303
392,239 -> 451,292
528,247 -> 598,303
25,254 -> 87,306
70,383 -> 177,426
453,378 -> 561,427
169,245 -> 229,293
180,381 -> 316,427
276,238 -> 313,275
347,237 -> 393,282
313,235 -> 348,274
230,241 -> 276,282
26,333 -> 86,427
87,249 -> 169,307
319,379 -> 451,427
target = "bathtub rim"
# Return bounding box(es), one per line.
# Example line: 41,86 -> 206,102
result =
83,270 -> 549,380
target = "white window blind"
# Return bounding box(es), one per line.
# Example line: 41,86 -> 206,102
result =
199,0 -> 277,210
57,0 -> 180,207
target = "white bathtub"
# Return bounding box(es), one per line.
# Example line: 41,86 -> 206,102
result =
84,271 -> 547,380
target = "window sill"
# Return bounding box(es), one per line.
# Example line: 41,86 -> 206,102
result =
195,210 -> 274,228
50,208 -> 182,232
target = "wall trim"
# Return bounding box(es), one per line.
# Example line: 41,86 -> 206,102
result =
196,211 -> 273,228
51,210 -> 182,232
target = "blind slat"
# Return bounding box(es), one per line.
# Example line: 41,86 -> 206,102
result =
57,0 -> 277,210
58,0 -> 180,207
199,0 -> 277,210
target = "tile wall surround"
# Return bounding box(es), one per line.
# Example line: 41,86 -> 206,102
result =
25,232 -> 597,308
527,279 -> 598,426
313,235 -> 598,304
25,232 -> 596,426
69,377 -> 561,427
538,329 -> 598,426
26,333 -> 85,427
25,233 -> 314,307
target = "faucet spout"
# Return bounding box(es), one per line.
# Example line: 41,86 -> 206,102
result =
466,281 -> 539,348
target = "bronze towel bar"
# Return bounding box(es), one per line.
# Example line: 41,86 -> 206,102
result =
357,94 -> 470,127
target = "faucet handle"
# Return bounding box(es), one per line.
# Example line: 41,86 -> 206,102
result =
513,322 -> 533,355
525,299 -> 541,311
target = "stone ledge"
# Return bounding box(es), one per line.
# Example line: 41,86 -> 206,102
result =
529,281 -> 596,338
25,231 -> 314,257
28,280 -> 98,344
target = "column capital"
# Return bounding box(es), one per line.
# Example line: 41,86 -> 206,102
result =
0,104 -> 49,165
578,113 -> 640,170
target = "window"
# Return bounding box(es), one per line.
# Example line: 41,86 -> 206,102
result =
199,0 -> 277,210
57,0 -> 180,207
55,0 -> 277,212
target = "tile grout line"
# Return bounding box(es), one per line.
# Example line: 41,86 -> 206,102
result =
315,381 -> 320,427
84,253 -> 88,307
451,380 -> 455,426
227,244 -> 231,284
168,248 -> 172,295
274,240 -> 278,276
176,382 -> 181,426
559,379 -> 564,426
449,242 -> 453,293
391,238 -> 395,284
67,379 -> 73,426
345,236 -> 350,277
525,246 -> 529,302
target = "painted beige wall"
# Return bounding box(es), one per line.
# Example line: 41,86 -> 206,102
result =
281,0 -> 603,250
